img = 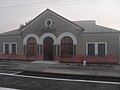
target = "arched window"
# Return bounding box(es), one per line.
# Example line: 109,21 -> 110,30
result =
26,37 -> 37,56
61,37 -> 73,56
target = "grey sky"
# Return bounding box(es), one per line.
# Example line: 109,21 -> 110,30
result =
0,0 -> 120,33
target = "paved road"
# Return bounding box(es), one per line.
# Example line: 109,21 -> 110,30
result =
0,74 -> 120,90
0,61 -> 120,78
0,61 -> 120,90
0,87 -> 18,90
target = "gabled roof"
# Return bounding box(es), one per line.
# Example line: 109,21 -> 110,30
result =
74,20 -> 120,33
0,9 -> 119,36
20,9 -> 84,31
0,29 -> 20,36
96,25 -> 119,32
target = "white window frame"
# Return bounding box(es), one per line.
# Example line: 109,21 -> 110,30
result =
86,42 -> 107,56
3,42 -> 17,54
11,42 -> 17,54
3,43 -> 10,54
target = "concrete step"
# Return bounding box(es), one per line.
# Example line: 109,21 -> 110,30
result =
31,61 -> 59,64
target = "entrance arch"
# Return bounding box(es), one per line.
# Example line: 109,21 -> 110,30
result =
43,37 -> 54,60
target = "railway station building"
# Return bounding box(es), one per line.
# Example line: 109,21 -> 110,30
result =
0,9 -> 120,64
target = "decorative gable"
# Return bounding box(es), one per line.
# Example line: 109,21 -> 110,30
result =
20,9 -> 83,37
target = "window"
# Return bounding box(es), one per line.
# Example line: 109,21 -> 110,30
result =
61,37 -> 73,56
88,44 -> 95,56
4,44 -> 9,54
3,43 -> 17,54
98,43 -> 105,56
11,44 -> 17,54
45,19 -> 52,27
86,42 -> 107,56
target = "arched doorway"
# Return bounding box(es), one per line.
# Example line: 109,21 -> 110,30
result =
43,37 -> 54,60
26,37 -> 37,56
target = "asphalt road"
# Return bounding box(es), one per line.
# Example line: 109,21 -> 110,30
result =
0,61 -> 120,90
0,74 -> 120,90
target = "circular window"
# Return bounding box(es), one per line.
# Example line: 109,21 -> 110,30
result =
45,19 -> 52,27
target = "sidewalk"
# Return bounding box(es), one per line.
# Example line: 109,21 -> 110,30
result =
43,63 -> 120,77
0,61 -> 120,78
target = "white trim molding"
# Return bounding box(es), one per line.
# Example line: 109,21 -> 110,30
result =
86,42 -> 107,56
57,32 -> 77,45
39,33 -> 57,45
23,33 -> 40,45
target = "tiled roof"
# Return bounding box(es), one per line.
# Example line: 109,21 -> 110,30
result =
74,20 -> 119,32
0,29 -> 20,36
0,20 -> 119,36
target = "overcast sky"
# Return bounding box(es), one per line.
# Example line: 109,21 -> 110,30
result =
0,0 -> 120,33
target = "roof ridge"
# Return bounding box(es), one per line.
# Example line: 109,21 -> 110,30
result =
20,8 -> 84,31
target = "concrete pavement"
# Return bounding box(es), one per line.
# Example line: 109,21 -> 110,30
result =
0,61 -> 120,78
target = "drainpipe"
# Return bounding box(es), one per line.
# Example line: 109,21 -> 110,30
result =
119,34 -> 120,65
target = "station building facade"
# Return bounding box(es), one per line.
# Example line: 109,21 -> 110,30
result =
0,9 -> 120,64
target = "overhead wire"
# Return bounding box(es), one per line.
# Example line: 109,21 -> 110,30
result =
0,0 -> 100,12
0,0 -> 62,9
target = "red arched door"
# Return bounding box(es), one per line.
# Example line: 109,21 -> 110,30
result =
43,37 -> 54,60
